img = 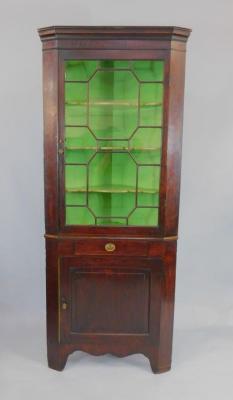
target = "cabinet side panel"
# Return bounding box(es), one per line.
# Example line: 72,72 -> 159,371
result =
45,239 -> 59,344
165,49 -> 187,236
157,241 -> 177,369
43,50 -> 59,233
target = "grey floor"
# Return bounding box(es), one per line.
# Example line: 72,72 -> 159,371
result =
1,303 -> 233,400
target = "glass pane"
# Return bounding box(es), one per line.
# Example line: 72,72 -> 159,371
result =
138,166 -> 160,192
65,165 -> 86,191
65,60 -> 98,81
65,127 -> 96,148
65,82 -> 87,125
66,192 -> 86,206
132,60 -> 164,81
96,217 -> 127,225
130,127 -> 162,164
66,207 -> 94,225
137,192 -> 159,207
89,153 -> 136,189
97,139 -> 128,151
99,60 -> 130,69
65,127 -> 96,164
89,70 -> 138,139
128,208 -> 158,226
65,149 -> 95,164
89,192 -> 135,218
64,60 -> 165,227
137,166 -> 160,207
140,83 -> 163,126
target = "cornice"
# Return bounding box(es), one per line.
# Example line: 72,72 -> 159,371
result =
38,25 -> 191,43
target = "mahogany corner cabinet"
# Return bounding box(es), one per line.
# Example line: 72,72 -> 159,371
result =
38,26 -> 191,373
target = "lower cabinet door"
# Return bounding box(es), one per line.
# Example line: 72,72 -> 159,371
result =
59,256 -> 163,343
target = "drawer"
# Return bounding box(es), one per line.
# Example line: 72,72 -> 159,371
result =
56,237 -> 166,257
74,238 -> 149,256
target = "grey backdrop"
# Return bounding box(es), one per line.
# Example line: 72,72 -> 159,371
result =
1,1 -> 233,399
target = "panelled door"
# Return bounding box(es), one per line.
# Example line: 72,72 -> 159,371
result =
59,256 -> 164,343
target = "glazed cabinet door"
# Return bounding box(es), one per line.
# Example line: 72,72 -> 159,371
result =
59,256 -> 163,344
60,58 -> 166,235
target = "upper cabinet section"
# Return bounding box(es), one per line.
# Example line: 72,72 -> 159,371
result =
39,26 -> 190,237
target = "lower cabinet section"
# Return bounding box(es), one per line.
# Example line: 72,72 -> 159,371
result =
59,256 -> 162,341
46,238 -> 177,373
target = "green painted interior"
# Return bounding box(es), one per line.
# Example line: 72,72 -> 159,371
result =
64,60 -> 164,226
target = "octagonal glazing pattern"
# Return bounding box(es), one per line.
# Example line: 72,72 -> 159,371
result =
89,70 -> 138,139
64,60 -> 165,226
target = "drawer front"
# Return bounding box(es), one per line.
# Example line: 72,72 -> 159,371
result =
57,238 -> 166,257
74,239 -> 148,256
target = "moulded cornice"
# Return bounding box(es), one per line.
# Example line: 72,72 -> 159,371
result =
38,25 -> 191,43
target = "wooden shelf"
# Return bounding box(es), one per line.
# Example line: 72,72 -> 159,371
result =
65,100 -> 162,107
66,185 -> 158,194
65,146 -> 161,151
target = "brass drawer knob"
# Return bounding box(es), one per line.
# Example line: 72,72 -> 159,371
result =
105,243 -> 116,252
